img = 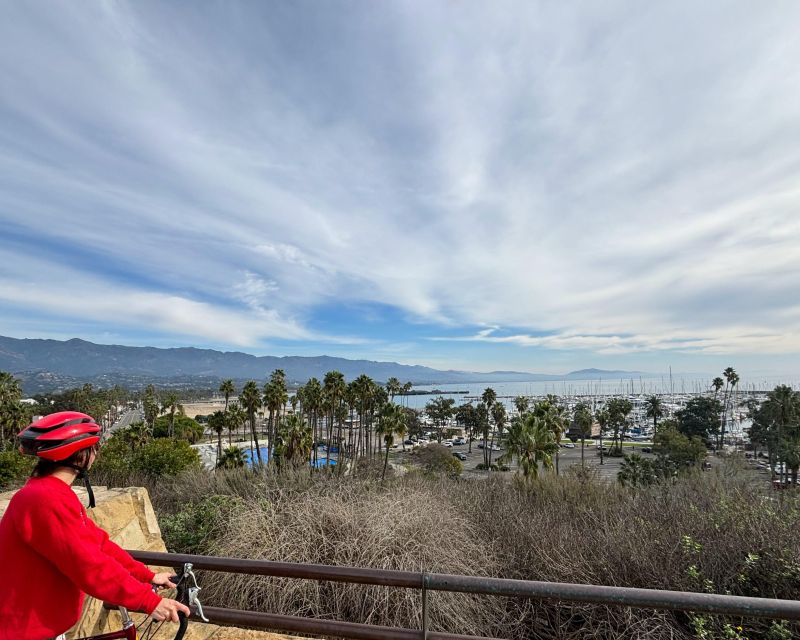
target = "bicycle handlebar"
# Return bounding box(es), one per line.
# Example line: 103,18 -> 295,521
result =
85,565 -> 205,640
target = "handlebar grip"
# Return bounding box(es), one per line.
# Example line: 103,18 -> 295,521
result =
151,575 -> 182,592
173,610 -> 189,640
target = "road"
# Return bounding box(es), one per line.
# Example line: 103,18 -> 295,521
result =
106,406 -> 143,436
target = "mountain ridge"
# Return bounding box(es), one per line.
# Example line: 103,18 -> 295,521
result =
0,335 -> 651,393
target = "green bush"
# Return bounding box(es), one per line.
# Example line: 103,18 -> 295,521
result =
154,415 -> 204,442
0,450 -> 33,490
160,494 -> 239,554
91,435 -> 134,478
133,438 -> 201,477
92,434 -> 201,484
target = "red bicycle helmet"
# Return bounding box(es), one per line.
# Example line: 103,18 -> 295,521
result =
18,411 -> 101,461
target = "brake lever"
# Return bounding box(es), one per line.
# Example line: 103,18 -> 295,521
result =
181,562 -> 210,622
188,586 -> 209,622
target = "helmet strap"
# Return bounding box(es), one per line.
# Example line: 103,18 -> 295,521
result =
65,463 -> 96,509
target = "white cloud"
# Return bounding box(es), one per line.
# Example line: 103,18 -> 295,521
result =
432,327 -> 799,356
0,1 -> 799,361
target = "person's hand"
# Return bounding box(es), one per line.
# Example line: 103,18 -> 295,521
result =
152,572 -> 177,590
151,597 -> 191,622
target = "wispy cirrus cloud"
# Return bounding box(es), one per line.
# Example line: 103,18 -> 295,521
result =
0,1 -> 799,371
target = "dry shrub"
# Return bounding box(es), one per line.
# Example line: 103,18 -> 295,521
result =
144,462 -> 800,639
454,469 -> 800,639
202,474 -> 508,637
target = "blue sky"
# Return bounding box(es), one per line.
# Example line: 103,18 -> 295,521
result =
1,1 -> 799,376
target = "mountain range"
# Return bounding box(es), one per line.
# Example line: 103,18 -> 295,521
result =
0,336 -> 649,393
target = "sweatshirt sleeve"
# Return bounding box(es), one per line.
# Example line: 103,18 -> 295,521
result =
15,494 -> 162,614
87,518 -> 157,583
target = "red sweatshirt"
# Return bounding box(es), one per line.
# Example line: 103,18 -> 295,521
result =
0,476 -> 162,640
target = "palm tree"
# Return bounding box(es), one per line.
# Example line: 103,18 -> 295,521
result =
219,379 -> 235,413
0,371 -> 22,399
455,403 -> 476,453
376,402 -> 404,481
226,402 -> 247,446
142,384 -> 159,434
482,387 -> 497,413
489,402 -> 507,467
712,377 -> 724,399
644,396 -> 664,436
720,367 -> 738,449
303,378 -> 323,466
120,420 -> 150,453
606,398 -> 633,455
533,398 -> 566,474
219,379 -> 235,445
386,377 -> 402,402
402,382 -> 413,407
595,407 -> 609,465
275,414 -> 313,470
475,402 -> 489,465
264,370 -> 288,466
618,453 -> 655,488
574,401 -> 593,468
370,382 -> 389,457
0,373 -> 24,448
240,381 -> 263,466
513,396 -> 529,415
498,414 -> 559,481
323,371 -> 346,463
161,392 -> 183,438
395,408 -> 408,452
208,410 -> 226,463
217,446 -> 246,469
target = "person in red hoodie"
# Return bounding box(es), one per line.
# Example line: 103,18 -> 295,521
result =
0,411 -> 191,640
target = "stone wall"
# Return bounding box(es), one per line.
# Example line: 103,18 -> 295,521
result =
0,483 -> 298,640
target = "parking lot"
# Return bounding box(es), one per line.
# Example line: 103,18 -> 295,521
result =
390,440 -> 651,481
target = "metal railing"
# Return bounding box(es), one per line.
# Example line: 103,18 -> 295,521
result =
129,550 -> 800,640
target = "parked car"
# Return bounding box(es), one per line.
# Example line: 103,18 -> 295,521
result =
452,452 -> 467,461
562,442 -> 575,448
641,447 -> 653,453
442,441 -> 453,448
453,437 -> 467,445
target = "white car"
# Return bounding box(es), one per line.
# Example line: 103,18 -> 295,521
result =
562,442 -> 575,448
442,441 -> 453,447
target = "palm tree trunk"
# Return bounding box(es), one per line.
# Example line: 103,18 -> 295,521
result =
599,428 -> 604,465
267,410 -> 274,466
581,437 -> 585,468
251,417 -> 262,465
382,442 -> 390,481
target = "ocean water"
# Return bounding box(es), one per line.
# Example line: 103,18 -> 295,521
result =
398,374 -> 800,411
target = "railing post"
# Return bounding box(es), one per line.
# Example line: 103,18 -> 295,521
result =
421,570 -> 429,640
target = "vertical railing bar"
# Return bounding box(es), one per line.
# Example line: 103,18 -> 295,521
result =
422,570 -> 429,640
